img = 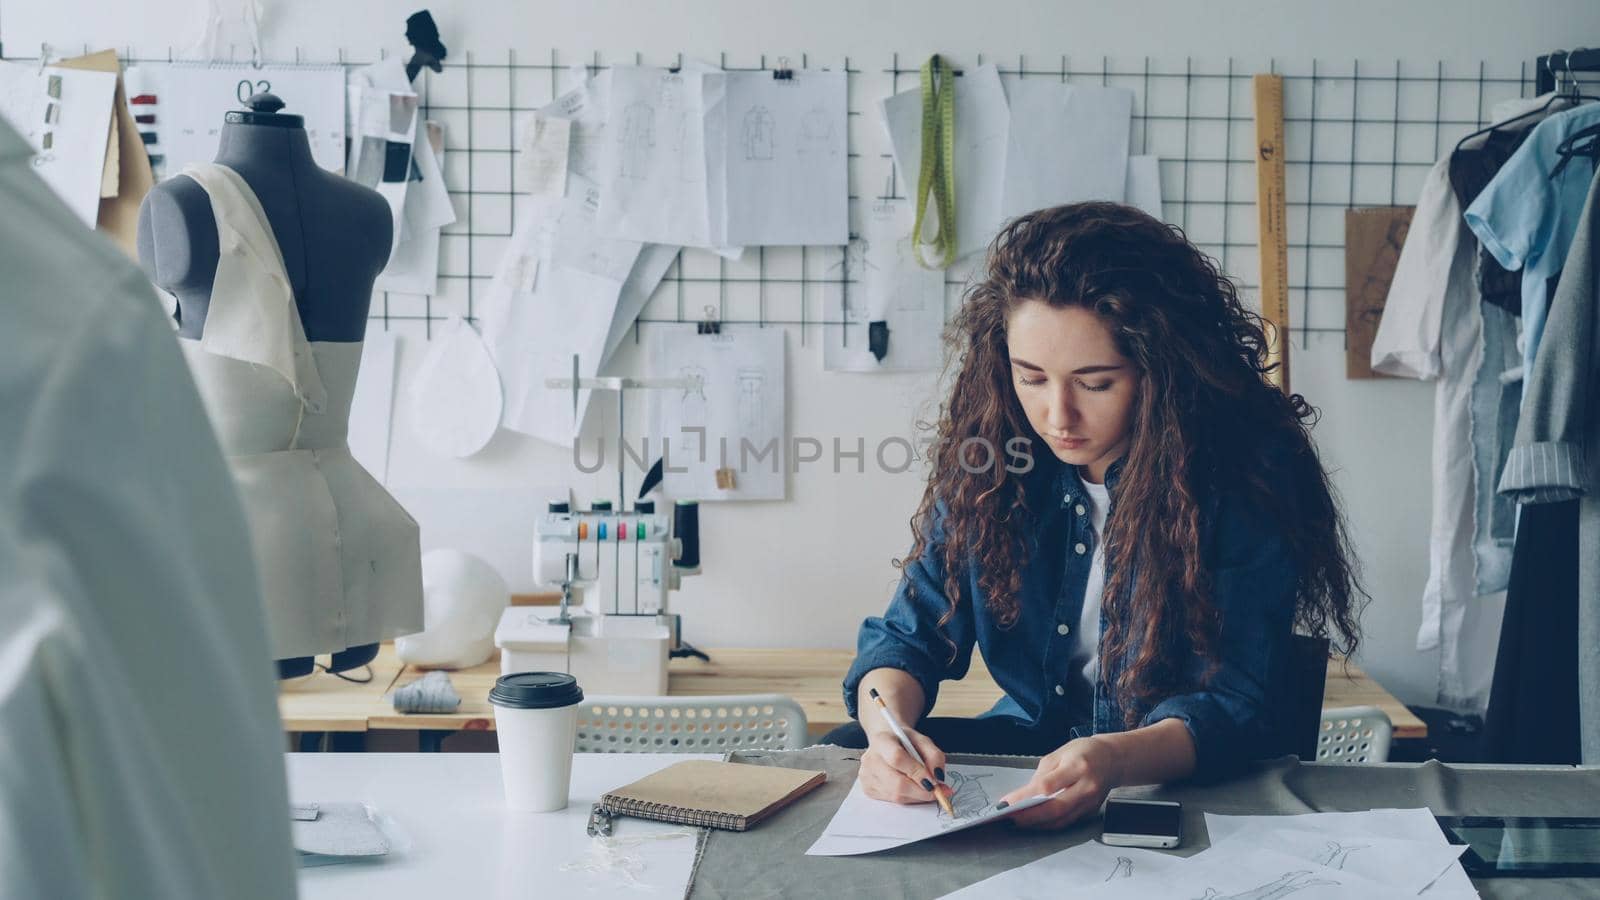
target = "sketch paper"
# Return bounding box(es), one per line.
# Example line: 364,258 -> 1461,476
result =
806,764 -> 1054,856
602,242 -> 678,366
376,120 -> 454,295
1125,155 -> 1163,221
941,840 -> 1188,899
999,78 -> 1133,221
408,317 -> 502,459
347,58 -> 418,254
715,69 -> 848,246
127,63 -> 346,179
648,326 -> 785,502
516,113 -> 570,198
538,69 -> 610,185
347,330 -> 398,483
480,175 -> 637,446
1091,845 -> 1415,900
1216,825 -> 1466,896
597,64 -> 717,247
1203,809 -> 1478,898
825,197 -> 946,371
0,61 -> 117,224
882,64 -> 1011,261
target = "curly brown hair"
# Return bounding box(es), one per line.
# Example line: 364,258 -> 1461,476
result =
904,202 -> 1364,726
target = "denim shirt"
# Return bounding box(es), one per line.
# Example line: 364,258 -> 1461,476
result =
843,457 -> 1301,782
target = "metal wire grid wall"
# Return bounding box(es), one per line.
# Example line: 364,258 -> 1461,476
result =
6,47 -> 1552,348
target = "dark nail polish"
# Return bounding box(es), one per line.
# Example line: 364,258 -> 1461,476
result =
996,801 -> 1010,810
921,779 -> 935,791
935,768 -> 946,782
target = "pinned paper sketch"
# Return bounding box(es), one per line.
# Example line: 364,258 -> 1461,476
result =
517,113 -> 571,198
999,79 -> 1133,220
408,317 -> 502,459
941,839 -> 1188,899
377,120 -> 455,295
1126,155 -> 1164,221
599,64 -> 718,247
648,326 -> 785,502
601,242 -> 678,366
347,58 -> 419,256
826,197 -> 946,371
537,68 -> 611,185
481,174 -> 640,447
806,764 -> 1053,856
882,64 -> 1011,261
715,69 -> 848,246
125,63 -> 347,180
347,331 -> 398,483
0,61 -> 117,224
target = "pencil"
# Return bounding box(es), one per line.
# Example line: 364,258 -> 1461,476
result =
869,688 -> 956,817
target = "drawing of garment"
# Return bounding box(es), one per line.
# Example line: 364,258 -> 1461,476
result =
1105,857 -> 1134,881
676,366 -> 709,456
620,102 -> 654,179
743,105 -> 776,160
1316,841 -> 1367,870
671,111 -> 699,182
736,369 -> 764,431
798,106 -> 834,156
1194,871 -> 1339,900
937,771 -> 994,821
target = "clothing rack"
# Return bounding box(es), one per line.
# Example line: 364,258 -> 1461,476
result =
1536,48 -> 1600,95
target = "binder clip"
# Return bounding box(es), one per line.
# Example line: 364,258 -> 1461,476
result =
696,305 -> 722,336
773,57 -> 794,81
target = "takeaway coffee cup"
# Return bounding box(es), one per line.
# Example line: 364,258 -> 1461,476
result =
490,672 -> 584,812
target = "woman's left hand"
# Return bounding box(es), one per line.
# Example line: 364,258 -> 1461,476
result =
997,735 -> 1126,830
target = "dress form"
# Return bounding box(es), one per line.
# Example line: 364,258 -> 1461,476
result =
138,94 -> 421,678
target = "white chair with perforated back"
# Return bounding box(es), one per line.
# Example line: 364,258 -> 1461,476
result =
573,694 -> 808,754
1316,705 -> 1393,764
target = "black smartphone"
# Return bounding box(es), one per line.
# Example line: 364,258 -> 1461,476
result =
1101,798 -> 1183,849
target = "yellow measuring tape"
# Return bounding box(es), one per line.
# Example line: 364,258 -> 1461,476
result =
912,54 -> 957,269
1253,74 -> 1291,393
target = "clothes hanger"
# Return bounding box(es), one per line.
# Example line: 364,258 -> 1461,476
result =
1549,51 -> 1600,179
1454,50 -> 1597,152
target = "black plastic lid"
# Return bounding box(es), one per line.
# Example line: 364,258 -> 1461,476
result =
591,500 -> 613,511
548,500 -> 570,514
489,672 -> 584,709
635,500 -> 655,514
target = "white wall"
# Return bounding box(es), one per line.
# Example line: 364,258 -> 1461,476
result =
9,0 -> 1598,710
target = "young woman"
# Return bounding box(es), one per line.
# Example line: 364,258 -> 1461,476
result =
825,202 -> 1364,830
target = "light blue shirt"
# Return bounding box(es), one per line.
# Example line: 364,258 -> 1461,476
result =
1464,101 -> 1600,381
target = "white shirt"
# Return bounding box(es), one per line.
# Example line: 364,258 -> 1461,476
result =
0,120 -> 297,900
1074,477 -> 1113,687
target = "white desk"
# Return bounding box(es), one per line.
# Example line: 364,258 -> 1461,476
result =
286,752 -> 714,899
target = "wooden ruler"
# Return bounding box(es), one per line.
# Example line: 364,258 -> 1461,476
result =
1253,74 -> 1291,393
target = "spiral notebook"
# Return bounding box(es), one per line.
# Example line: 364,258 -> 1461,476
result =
596,760 -> 826,832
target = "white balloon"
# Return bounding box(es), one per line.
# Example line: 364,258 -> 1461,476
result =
395,549 -> 510,669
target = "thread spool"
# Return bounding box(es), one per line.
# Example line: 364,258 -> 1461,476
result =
673,500 -> 700,569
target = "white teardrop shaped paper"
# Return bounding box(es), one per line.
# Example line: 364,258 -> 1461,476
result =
409,317 -> 503,458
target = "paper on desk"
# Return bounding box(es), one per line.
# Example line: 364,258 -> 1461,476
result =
940,839 -> 1189,899
1204,808 -> 1478,899
0,60 -> 117,225
713,69 -> 848,246
1090,845 -> 1415,900
1215,824 -> 1466,896
806,764 -> 1053,856
127,62 -> 347,180
647,325 -> 786,502
882,64 -> 1010,261
376,120 -> 454,295
825,196 -> 946,372
1125,155 -> 1164,221
998,78 -> 1132,221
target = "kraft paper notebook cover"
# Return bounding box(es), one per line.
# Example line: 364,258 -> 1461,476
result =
599,760 -> 826,831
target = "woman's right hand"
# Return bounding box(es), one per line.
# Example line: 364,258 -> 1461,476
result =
859,726 -> 951,804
